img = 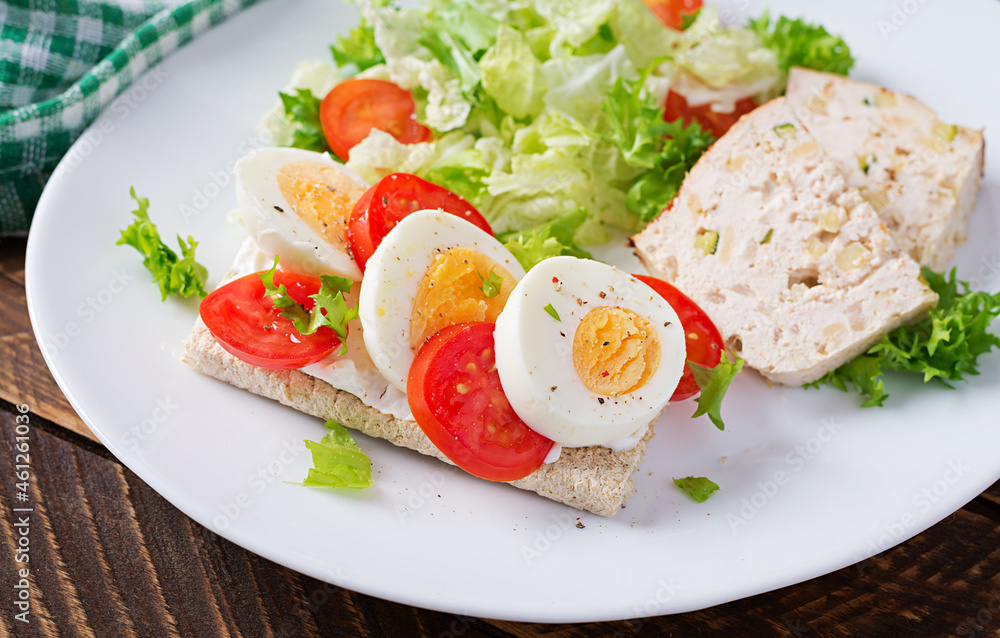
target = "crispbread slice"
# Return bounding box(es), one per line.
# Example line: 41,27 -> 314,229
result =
632,97 -> 938,386
786,67 -> 984,272
182,318 -> 653,517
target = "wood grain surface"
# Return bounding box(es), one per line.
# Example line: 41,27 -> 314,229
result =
2,236 -> 1000,637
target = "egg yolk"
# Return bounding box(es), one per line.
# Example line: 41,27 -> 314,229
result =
410,247 -> 515,351
276,161 -> 367,252
572,307 -> 661,397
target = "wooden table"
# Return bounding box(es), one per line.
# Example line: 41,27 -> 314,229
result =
2,234 -> 999,637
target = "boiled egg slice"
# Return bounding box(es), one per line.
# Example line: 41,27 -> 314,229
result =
494,257 -> 686,449
235,147 -> 368,280
358,209 -> 525,392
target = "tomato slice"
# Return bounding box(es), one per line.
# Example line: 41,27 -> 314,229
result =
407,323 -> 554,482
643,0 -> 703,30
199,269 -> 341,370
347,173 -> 493,271
634,274 -> 723,401
664,90 -> 757,139
320,79 -> 432,161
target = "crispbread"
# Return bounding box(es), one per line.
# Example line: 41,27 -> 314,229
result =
182,318 -> 654,516
632,97 -> 938,386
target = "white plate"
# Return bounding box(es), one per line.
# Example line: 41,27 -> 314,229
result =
25,0 -> 1000,623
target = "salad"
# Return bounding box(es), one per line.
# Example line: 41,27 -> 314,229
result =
269,0 -> 854,243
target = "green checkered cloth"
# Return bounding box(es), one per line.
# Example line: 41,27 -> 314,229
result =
0,0 -> 264,235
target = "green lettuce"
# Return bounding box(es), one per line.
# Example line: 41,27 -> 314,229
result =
749,11 -> 855,77
260,256 -> 357,355
499,208 -> 592,271
602,68 -> 716,223
673,476 -> 719,503
676,6 -> 780,90
117,187 -> 208,301
480,25 -> 546,119
331,23 -> 385,72
690,351 -> 744,431
808,269 -> 1000,407
300,420 -> 374,489
278,89 -> 328,153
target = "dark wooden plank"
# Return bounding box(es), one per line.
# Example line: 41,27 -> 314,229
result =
0,238 -> 95,442
0,408 -> 506,637
485,508 -> 1000,637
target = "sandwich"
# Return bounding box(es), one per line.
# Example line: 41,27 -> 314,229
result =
182,147 -> 690,517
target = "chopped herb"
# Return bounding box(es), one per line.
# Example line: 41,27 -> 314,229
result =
774,123 -> 796,138
933,120 -> 958,143
544,303 -> 561,321
863,97 -> 872,106
695,230 -> 720,256
673,476 -> 720,503
858,153 -> 876,175
760,229 -> 774,245
117,187 -> 208,301
477,269 -> 503,299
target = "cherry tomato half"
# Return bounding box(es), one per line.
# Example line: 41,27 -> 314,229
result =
664,90 -> 757,139
407,323 -> 554,482
347,173 -> 493,271
643,0 -> 703,30
200,269 -> 341,370
320,79 -> 432,161
634,274 -> 723,401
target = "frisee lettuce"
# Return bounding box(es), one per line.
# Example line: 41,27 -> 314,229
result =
299,420 -> 374,489
690,351 -> 744,431
278,89 -> 329,153
749,11 -> 855,77
603,67 -> 716,223
808,269 -> 1000,407
499,208 -> 592,272
673,476 -> 719,503
259,256 -> 357,355
117,187 -> 208,301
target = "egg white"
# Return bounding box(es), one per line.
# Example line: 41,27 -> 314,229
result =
494,256 -> 686,449
235,147 -> 368,280
358,210 -> 526,393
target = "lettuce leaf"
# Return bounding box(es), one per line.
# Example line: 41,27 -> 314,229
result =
808,269 -> 1000,406
540,44 -> 636,128
749,11 -> 855,77
673,476 -> 719,503
690,351 -> 744,431
675,6 -> 780,91
480,25 -> 547,119
499,208 -> 592,271
278,89 -> 328,153
602,68 -> 715,222
259,256 -> 357,355
117,187 -> 208,301
331,23 -> 385,72
300,420 -> 374,489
